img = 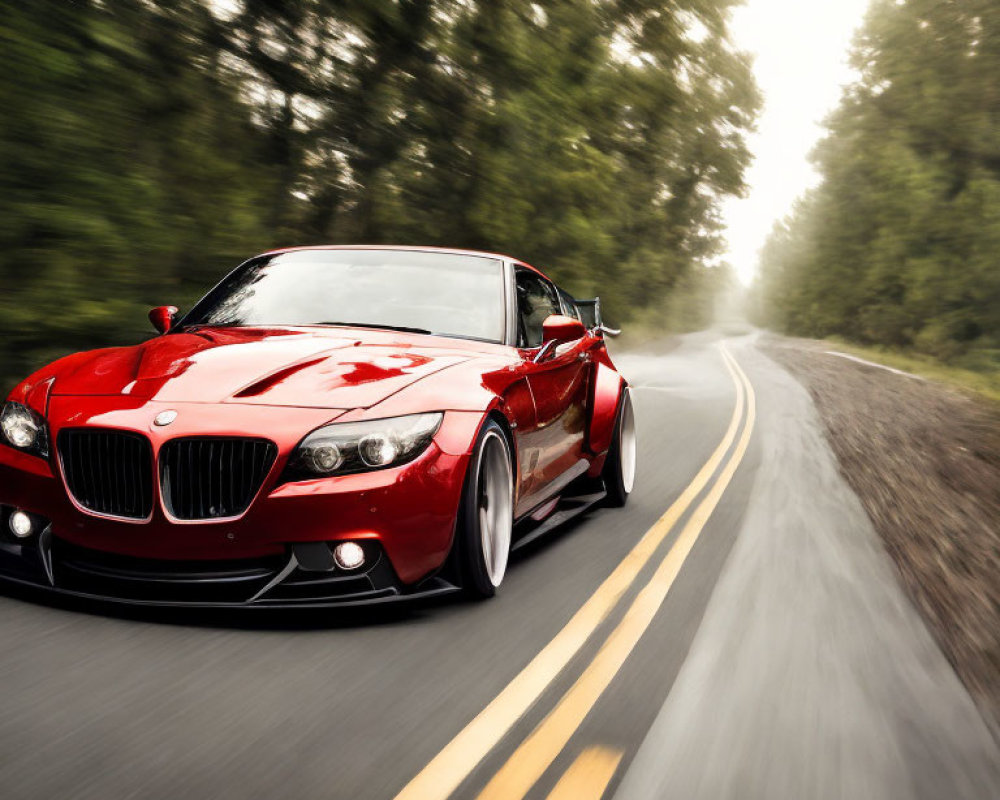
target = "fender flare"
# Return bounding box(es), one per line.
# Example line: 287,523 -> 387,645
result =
587,363 -> 626,456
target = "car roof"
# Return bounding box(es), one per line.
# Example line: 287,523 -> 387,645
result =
256,244 -> 547,278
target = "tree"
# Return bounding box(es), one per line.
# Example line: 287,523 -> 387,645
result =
0,0 -> 758,390
758,0 -> 1000,362
0,0 -> 275,387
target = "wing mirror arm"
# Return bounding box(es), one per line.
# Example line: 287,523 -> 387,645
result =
533,340 -> 558,363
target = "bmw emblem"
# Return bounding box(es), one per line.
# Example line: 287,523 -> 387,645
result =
154,410 -> 178,427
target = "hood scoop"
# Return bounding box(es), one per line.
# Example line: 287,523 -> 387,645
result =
232,356 -> 329,399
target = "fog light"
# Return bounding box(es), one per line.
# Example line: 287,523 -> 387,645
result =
9,510 -> 33,538
333,542 -> 365,570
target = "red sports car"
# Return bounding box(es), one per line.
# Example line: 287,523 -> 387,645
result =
0,246 -> 636,607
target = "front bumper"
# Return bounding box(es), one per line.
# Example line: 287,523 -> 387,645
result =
0,406 -> 483,608
0,532 -> 460,608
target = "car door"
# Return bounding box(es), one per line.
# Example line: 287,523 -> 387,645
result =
514,267 -> 591,511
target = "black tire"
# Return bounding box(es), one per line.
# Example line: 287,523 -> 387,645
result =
456,418 -> 514,598
602,388 -> 636,507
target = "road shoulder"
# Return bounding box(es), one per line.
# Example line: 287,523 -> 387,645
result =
613,335 -> 1000,800
762,334 -> 1000,740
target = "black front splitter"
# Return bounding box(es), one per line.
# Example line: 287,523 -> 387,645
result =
0,570 -> 461,611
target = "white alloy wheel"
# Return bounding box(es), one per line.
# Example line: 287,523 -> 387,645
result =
477,430 -> 514,587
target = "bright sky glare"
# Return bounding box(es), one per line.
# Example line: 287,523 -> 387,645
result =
720,0 -> 871,284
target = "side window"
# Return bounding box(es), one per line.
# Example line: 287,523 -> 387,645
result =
515,268 -> 561,348
557,287 -> 581,321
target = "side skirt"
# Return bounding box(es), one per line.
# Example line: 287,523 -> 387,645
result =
511,488 -> 606,553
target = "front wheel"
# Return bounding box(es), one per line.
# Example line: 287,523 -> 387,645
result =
457,419 -> 514,598
602,388 -> 636,507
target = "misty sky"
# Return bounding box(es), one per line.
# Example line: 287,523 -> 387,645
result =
721,0 -> 871,284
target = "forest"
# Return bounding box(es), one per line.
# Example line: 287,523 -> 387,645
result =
755,0 -> 1000,368
0,0 -> 758,390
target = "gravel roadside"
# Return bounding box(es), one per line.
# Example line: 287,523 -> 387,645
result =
761,335 -> 1000,741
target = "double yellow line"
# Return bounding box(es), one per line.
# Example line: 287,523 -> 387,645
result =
394,344 -> 756,800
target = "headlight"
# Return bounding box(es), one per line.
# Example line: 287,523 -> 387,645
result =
1,402 -> 50,459
285,413 -> 443,480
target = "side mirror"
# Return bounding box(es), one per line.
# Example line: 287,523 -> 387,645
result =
149,306 -> 179,334
541,314 -> 587,346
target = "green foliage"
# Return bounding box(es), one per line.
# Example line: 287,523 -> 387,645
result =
756,0 -> 1000,364
0,0 -> 277,387
1,0 -> 758,391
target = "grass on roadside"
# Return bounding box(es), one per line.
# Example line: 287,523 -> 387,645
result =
820,339 -> 1000,406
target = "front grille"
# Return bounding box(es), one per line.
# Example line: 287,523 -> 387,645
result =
59,429 -> 154,519
160,437 -> 276,520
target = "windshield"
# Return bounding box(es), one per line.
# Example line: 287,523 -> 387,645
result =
179,249 -> 506,342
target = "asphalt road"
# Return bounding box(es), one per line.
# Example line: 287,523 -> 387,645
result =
0,331 -> 997,800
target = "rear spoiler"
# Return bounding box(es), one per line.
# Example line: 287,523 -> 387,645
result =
575,297 -> 620,337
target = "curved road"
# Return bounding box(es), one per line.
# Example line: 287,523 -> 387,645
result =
0,332 -> 996,799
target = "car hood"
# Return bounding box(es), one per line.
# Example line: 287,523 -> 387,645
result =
47,327 -> 475,409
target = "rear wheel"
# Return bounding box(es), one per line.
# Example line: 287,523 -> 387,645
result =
457,419 -> 514,598
602,388 -> 636,507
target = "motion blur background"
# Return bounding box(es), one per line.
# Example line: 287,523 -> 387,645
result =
1,0 -> 997,385
2,4 -> 999,795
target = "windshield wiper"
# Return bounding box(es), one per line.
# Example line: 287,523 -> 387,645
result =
315,321 -> 434,336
